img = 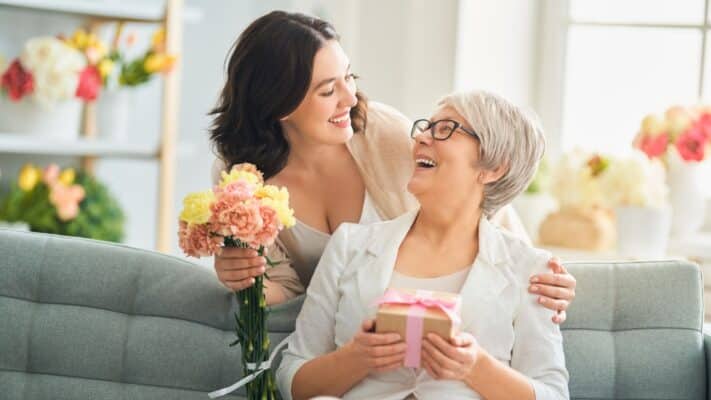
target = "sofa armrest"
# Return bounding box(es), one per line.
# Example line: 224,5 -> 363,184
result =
705,333 -> 711,400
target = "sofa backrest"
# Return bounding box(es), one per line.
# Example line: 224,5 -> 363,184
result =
0,229 -> 296,400
1,229 -> 706,400
563,261 -> 705,400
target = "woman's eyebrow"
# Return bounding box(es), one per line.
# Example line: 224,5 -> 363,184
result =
313,64 -> 351,90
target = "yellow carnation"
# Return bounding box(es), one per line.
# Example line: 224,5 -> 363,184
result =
220,169 -> 261,187
18,164 -> 41,192
179,190 -> 215,225
260,197 -> 296,228
255,185 -> 289,203
58,168 -> 76,186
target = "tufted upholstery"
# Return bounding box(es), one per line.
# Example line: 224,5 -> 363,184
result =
562,261 -> 707,399
1,228 -> 709,399
0,229 -> 299,400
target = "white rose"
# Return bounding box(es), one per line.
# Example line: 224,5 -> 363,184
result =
20,36 -> 86,107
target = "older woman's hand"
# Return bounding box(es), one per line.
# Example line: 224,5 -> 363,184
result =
529,258 -> 577,324
421,332 -> 481,381
343,319 -> 408,374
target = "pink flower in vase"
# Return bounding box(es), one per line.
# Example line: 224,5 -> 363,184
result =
76,65 -> 101,101
676,126 -> 708,162
639,133 -> 669,159
43,164 -> 60,185
698,113 -> 711,141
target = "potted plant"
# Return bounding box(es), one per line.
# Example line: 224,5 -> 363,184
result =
598,151 -> 670,258
633,106 -> 711,237
0,163 -> 124,242
0,33 -> 108,139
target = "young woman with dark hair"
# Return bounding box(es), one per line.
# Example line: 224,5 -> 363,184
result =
208,11 -> 576,322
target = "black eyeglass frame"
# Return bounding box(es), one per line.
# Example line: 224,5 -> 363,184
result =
410,118 -> 480,141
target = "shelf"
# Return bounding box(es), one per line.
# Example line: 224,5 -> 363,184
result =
0,133 -> 157,158
0,0 -> 202,23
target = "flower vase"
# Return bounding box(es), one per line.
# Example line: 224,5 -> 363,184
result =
512,192 -> 557,243
0,96 -> 82,140
667,151 -> 706,237
96,89 -> 132,141
615,206 -> 670,258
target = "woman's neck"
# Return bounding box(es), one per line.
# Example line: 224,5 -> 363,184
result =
283,129 -> 350,175
412,199 -> 483,249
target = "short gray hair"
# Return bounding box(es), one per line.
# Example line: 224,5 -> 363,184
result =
438,90 -> 546,217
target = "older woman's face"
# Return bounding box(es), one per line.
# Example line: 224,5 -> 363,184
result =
407,106 -> 484,200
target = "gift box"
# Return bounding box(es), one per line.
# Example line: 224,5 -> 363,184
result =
375,288 -> 462,368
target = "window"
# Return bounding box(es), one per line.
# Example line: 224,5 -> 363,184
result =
539,0 -> 711,155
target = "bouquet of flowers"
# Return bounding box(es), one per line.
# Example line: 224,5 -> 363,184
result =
550,150 -> 610,211
0,164 -> 124,241
597,150 -> 668,209
177,163 -> 295,400
116,27 -> 176,87
0,31 -> 113,105
634,105 -> 711,163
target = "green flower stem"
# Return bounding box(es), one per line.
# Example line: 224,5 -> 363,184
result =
227,238 -> 278,400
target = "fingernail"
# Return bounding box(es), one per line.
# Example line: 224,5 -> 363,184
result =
530,276 -> 539,283
530,285 -> 538,292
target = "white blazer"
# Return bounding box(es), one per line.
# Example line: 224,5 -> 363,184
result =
276,210 -> 569,400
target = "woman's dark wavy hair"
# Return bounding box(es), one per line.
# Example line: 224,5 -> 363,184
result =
209,11 -> 368,179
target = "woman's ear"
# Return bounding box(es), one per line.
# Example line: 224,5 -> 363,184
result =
480,163 -> 509,184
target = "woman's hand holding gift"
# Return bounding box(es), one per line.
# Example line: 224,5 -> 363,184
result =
343,319 -> 408,374
421,332 -> 481,381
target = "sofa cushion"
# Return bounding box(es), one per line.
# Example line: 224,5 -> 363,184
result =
563,261 -> 705,399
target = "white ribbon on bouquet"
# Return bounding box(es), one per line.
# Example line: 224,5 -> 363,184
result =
208,337 -> 289,398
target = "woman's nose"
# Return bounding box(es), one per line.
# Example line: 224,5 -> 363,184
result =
340,83 -> 358,108
414,130 -> 433,145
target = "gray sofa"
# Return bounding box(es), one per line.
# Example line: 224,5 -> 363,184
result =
0,228 -> 707,399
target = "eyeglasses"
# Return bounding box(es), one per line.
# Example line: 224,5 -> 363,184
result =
410,118 -> 479,141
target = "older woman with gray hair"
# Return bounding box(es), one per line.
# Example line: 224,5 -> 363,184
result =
276,90 -> 569,400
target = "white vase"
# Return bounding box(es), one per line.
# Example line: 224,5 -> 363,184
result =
96,89 -> 132,141
0,96 -> 82,140
615,206 -> 671,259
667,151 -> 707,237
512,192 -> 558,243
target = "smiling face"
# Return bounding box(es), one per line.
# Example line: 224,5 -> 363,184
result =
407,105 -> 489,207
280,40 -> 358,146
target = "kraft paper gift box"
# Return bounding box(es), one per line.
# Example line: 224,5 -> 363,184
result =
375,288 -> 462,368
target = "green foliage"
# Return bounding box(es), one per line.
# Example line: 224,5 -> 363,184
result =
0,171 -> 125,242
526,157 -> 551,194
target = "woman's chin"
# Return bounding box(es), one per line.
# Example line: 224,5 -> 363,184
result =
407,175 -> 431,196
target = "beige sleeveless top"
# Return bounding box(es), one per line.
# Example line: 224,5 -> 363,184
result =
388,267 -> 471,293
288,191 -> 382,286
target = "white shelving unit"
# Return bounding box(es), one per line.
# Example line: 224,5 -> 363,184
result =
0,0 -> 195,252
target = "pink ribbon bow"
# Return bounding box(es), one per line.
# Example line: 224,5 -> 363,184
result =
375,289 -> 461,368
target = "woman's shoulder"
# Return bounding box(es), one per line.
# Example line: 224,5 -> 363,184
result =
497,227 -> 552,281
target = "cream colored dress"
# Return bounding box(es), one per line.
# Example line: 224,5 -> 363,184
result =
211,101 -> 530,300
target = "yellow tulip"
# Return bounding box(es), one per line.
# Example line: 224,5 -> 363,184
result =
144,53 -> 176,74
97,58 -> 114,79
18,164 -> 41,192
152,28 -> 166,52
70,29 -> 89,49
59,168 -> 76,186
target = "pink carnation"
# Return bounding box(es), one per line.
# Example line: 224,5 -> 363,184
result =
698,113 -> 711,140
217,180 -> 255,202
639,133 -> 668,159
209,199 -> 263,243
178,221 -> 222,257
250,204 -> 281,247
